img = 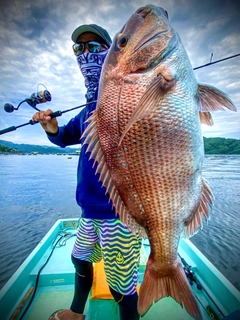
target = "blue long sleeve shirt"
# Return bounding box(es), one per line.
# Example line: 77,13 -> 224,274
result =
47,101 -> 117,219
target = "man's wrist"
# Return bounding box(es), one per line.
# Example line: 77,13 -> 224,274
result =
46,128 -> 59,136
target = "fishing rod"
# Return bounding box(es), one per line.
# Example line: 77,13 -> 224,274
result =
193,53 -> 240,70
0,96 -> 97,135
0,52 -> 239,136
178,253 -> 225,319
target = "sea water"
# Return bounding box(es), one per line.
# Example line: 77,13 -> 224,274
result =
0,154 -> 239,291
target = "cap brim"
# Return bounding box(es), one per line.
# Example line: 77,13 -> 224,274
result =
71,25 -> 111,46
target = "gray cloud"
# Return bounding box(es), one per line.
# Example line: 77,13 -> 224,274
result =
0,0 -> 239,145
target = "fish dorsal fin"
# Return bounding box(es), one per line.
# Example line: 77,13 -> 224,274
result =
81,111 -> 147,238
119,74 -> 176,145
184,178 -> 213,237
197,84 -> 237,112
199,111 -> 214,126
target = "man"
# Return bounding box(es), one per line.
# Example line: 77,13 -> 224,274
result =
32,24 -> 141,320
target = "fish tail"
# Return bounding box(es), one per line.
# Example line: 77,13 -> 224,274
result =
138,259 -> 202,319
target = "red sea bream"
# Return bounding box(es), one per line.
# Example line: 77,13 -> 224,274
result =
82,4 -> 237,319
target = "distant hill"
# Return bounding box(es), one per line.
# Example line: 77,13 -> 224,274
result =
0,137 -> 240,155
0,140 -> 81,154
203,137 -> 240,154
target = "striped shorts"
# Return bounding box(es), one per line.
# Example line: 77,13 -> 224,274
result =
72,218 -> 142,295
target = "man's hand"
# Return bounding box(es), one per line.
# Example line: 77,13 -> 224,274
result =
32,109 -> 59,134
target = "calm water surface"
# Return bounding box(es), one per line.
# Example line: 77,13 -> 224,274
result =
0,154 -> 239,291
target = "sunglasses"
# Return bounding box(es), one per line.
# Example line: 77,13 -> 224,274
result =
72,41 -> 108,56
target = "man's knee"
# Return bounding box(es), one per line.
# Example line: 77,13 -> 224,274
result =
71,254 -> 93,276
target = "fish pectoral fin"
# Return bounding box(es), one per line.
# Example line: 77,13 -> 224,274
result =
138,260 -> 202,319
199,111 -> 214,126
184,178 -> 213,237
118,74 -> 176,145
197,84 -> 237,112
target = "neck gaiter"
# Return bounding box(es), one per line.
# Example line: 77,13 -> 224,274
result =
76,50 -> 109,102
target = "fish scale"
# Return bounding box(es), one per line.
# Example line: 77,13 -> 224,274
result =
82,4 -> 236,319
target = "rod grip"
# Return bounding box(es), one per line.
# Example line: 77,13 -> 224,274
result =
50,111 -> 62,118
0,126 -> 16,135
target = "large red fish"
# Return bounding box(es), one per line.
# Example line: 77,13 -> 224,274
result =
82,4 -> 237,319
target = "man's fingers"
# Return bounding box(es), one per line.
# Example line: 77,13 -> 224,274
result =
32,109 -> 53,122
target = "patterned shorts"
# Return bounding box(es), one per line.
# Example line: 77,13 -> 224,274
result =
72,218 -> 142,295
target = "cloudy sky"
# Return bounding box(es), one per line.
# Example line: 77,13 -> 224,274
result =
0,0 -> 239,146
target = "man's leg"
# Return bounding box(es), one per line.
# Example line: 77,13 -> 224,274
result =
70,218 -> 102,314
49,219 -> 101,320
109,287 -> 139,320
97,219 -> 142,320
70,256 -> 93,313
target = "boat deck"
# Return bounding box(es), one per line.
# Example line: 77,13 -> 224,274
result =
24,236 -> 194,320
24,235 -> 192,320
1,219 -> 240,320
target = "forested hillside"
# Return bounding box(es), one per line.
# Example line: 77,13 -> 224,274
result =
203,137 -> 240,154
0,137 -> 240,154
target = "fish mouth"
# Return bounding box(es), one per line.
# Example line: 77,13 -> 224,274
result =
133,31 -> 177,74
133,28 -> 170,54
133,6 -> 170,55
131,6 -> 175,73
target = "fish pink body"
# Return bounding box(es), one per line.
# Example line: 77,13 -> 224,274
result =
82,5 -> 236,319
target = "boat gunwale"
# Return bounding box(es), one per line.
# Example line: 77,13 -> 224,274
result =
0,218 -> 239,320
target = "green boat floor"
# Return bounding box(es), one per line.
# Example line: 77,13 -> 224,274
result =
23,234 -> 197,320
25,285 -> 194,320
4,222 -> 235,320
25,287 -> 74,320
87,297 -> 194,320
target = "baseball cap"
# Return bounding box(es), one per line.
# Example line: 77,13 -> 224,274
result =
71,24 -> 112,47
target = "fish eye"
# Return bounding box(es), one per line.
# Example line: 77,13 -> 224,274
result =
117,36 -> 128,48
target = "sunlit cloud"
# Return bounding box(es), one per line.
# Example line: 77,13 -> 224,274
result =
0,0 -> 239,146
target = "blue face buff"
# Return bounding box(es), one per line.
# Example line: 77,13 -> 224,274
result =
76,50 -> 109,102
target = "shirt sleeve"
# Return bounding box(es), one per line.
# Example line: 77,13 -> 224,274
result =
47,110 -> 84,148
